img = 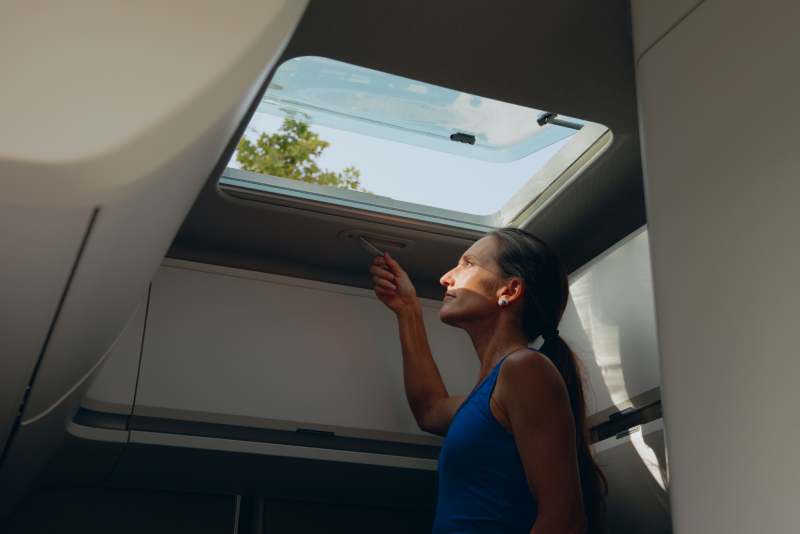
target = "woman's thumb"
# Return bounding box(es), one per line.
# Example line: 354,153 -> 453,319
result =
383,252 -> 403,275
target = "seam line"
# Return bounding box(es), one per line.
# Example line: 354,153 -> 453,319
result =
0,208 -> 99,467
129,283 -> 153,424
636,0 -> 708,65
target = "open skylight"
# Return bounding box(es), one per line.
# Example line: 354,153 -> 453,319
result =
224,57 -> 607,223
258,56 -> 585,164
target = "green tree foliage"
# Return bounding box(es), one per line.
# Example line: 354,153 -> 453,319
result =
236,118 -> 370,192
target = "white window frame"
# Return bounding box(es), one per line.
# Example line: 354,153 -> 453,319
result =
219,122 -> 610,239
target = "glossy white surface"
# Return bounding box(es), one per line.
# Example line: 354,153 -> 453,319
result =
134,262 -> 478,445
19,0 -> 307,425
0,0 -> 309,208
636,0 -> 800,531
82,293 -> 149,415
562,227 -> 661,415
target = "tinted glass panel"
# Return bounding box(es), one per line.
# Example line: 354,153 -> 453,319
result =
259,56 -> 585,163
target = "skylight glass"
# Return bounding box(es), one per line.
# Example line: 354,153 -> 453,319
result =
257,56 -> 585,163
226,57 -> 602,218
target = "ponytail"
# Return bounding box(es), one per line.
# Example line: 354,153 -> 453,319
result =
490,228 -> 608,533
540,335 -> 608,533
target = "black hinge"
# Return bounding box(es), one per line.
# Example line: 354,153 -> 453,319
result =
450,132 -> 476,145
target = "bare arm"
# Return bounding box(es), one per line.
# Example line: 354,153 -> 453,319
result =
495,352 -> 588,534
371,253 -> 464,436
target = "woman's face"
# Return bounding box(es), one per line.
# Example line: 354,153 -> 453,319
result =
439,236 -> 519,327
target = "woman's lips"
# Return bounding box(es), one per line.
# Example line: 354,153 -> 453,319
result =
444,293 -> 456,299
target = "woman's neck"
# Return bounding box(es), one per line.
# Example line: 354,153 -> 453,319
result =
464,317 -> 529,379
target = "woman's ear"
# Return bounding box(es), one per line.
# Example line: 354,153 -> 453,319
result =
498,278 -> 524,305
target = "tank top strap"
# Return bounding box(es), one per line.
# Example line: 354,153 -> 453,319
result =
459,348 -> 541,414
469,351 -> 513,400
475,347 -> 542,403
480,355 -> 506,397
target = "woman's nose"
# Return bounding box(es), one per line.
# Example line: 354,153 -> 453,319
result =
440,268 -> 455,287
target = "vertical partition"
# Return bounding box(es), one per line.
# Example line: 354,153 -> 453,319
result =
634,0 -> 800,531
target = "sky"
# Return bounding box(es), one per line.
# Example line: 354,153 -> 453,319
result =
229,113 -> 570,216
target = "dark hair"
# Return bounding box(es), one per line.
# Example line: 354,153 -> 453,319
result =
489,227 -> 608,533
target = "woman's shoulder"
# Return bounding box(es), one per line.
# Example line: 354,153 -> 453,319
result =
498,349 -> 568,398
503,348 -> 559,375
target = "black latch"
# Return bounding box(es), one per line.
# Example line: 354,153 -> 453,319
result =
609,406 -> 637,420
450,132 -> 476,145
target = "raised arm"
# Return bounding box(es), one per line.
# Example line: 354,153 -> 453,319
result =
370,253 -> 465,436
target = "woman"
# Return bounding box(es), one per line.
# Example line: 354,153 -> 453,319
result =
369,228 -> 607,534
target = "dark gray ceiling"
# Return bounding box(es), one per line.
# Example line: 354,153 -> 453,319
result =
169,0 -> 644,300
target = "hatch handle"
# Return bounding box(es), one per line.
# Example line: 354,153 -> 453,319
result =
537,112 -> 584,130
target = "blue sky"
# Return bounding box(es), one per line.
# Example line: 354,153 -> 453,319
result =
230,113 -> 569,216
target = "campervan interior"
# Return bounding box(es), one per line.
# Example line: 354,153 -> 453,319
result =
1,1 -> 798,533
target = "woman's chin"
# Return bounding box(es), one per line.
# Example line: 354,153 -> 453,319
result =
438,304 -> 460,327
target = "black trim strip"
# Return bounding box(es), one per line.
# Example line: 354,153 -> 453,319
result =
593,401 -> 662,442
73,408 -> 130,432
73,408 -> 440,460
73,401 -> 662,458
128,416 -> 441,460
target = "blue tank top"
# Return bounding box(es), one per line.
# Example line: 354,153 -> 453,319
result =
433,352 -> 538,533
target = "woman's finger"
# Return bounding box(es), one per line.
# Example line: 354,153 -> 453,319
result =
383,252 -> 405,277
375,286 -> 396,298
370,265 -> 395,279
372,256 -> 391,272
373,276 -> 397,291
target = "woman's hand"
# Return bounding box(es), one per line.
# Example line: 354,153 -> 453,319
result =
370,252 -> 457,436
370,252 -> 418,315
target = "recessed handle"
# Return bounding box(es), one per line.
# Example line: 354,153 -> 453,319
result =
338,230 -> 416,252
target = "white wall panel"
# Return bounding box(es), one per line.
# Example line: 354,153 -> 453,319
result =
135,232 -> 661,445
634,0 -> 800,531
82,292 -> 149,415
134,262 -> 479,445
561,227 -> 661,417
